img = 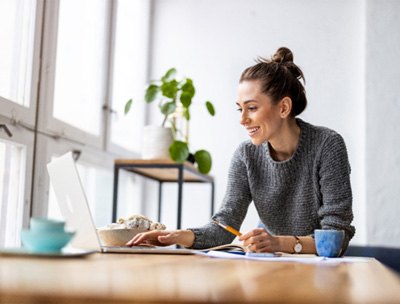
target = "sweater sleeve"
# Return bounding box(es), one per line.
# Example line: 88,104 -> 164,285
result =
317,133 -> 356,252
187,143 -> 253,249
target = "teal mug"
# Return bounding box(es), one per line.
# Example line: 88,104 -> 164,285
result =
21,217 -> 74,253
30,217 -> 66,233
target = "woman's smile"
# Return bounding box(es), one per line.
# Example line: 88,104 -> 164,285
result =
247,126 -> 261,137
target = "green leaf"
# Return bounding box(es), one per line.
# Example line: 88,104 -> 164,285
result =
205,101 -> 215,116
161,68 -> 177,82
161,80 -> 179,99
181,78 -> 195,98
124,99 -> 133,115
145,85 -> 160,103
160,101 -> 177,116
180,92 -> 192,108
194,150 -> 212,174
169,141 -> 189,163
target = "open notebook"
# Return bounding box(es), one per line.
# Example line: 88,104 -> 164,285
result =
47,152 -> 199,255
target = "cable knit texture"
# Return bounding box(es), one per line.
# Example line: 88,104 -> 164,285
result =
188,119 -> 355,251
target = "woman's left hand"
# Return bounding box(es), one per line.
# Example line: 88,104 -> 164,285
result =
239,228 -> 280,252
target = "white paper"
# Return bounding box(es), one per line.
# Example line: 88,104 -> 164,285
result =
206,251 -> 372,264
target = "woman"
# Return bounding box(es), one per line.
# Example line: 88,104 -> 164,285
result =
127,47 -> 355,254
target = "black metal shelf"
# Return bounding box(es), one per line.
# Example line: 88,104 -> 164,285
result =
112,159 -> 215,229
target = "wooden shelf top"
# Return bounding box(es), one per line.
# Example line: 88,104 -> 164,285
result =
114,158 -> 213,182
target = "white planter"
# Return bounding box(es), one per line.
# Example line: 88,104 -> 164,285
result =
142,126 -> 173,159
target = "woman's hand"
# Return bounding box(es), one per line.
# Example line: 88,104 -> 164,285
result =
239,228 -> 280,252
126,229 -> 195,248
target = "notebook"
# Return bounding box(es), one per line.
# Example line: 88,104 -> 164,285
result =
47,152 -> 199,255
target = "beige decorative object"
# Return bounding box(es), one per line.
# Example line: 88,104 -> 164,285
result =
142,126 -> 173,159
97,228 -> 148,247
97,214 -> 166,246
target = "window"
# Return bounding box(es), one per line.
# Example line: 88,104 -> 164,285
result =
0,138 -> 27,247
109,0 -> 151,153
0,0 -> 36,107
0,0 -> 38,248
0,0 -> 151,248
52,0 -> 108,136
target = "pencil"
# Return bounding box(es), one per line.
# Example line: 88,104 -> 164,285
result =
212,220 -> 242,237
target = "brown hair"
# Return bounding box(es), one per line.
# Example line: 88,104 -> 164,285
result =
240,47 -> 307,116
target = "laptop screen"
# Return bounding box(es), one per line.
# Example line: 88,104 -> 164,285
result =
47,152 -> 101,251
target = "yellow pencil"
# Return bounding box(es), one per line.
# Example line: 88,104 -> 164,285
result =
212,220 -> 242,237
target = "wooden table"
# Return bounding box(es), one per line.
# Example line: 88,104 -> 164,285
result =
1,253 -> 400,303
112,159 -> 215,228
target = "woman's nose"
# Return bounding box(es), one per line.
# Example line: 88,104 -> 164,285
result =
240,113 -> 250,125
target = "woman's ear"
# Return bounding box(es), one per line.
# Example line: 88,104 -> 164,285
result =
279,97 -> 292,118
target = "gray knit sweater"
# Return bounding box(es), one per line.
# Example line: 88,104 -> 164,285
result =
189,119 -> 355,251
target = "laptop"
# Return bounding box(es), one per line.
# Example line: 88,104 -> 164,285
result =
47,152 -> 200,255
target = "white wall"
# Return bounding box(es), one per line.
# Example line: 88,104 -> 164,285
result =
144,0 -> 399,247
365,0 -> 400,246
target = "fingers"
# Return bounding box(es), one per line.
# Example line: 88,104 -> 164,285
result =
239,228 -> 267,242
126,230 -> 167,247
125,230 -> 182,247
247,239 -> 272,252
239,228 -> 275,253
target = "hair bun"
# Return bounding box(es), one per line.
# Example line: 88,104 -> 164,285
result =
272,47 -> 294,64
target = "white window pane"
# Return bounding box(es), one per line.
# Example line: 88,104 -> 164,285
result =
53,0 -> 107,135
0,139 -> 26,248
110,0 -> 150,151
0,0 -> 36,106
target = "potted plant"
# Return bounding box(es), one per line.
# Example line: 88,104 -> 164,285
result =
124,68 -> 216,174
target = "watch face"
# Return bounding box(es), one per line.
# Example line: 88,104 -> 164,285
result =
294,243 -> 302,253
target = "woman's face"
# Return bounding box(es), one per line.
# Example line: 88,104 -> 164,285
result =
236,80 -> 283,145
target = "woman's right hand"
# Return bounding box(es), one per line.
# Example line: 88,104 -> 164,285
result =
125,229 -> 195,248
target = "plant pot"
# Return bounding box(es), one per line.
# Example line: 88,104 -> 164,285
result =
142,126 -> 173,159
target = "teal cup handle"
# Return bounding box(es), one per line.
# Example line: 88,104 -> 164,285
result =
315,229 -> 345,257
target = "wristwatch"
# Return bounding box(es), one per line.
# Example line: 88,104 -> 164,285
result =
293,236 -> 302,253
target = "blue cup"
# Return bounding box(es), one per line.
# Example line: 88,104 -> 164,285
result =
21,217 -> 74,253
315,229 -> 345,257
30,217 -> 66,233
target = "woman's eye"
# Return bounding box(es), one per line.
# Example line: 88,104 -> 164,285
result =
236,108 -> 242,112
248,106 -> 257,111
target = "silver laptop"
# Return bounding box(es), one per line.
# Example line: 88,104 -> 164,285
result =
47,152 -> 199,255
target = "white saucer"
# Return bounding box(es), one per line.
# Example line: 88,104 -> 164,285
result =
0,247 -> 96,258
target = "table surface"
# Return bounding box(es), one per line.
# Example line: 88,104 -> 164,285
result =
1,253 -> 400,304
114,158 -> 213,182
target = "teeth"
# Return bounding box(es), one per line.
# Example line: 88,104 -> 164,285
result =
248,127 -> 259,135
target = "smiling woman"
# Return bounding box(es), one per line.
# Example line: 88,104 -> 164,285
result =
125,47 -> 355,255
236,47 -> 306,159
236,81 -> 291,149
